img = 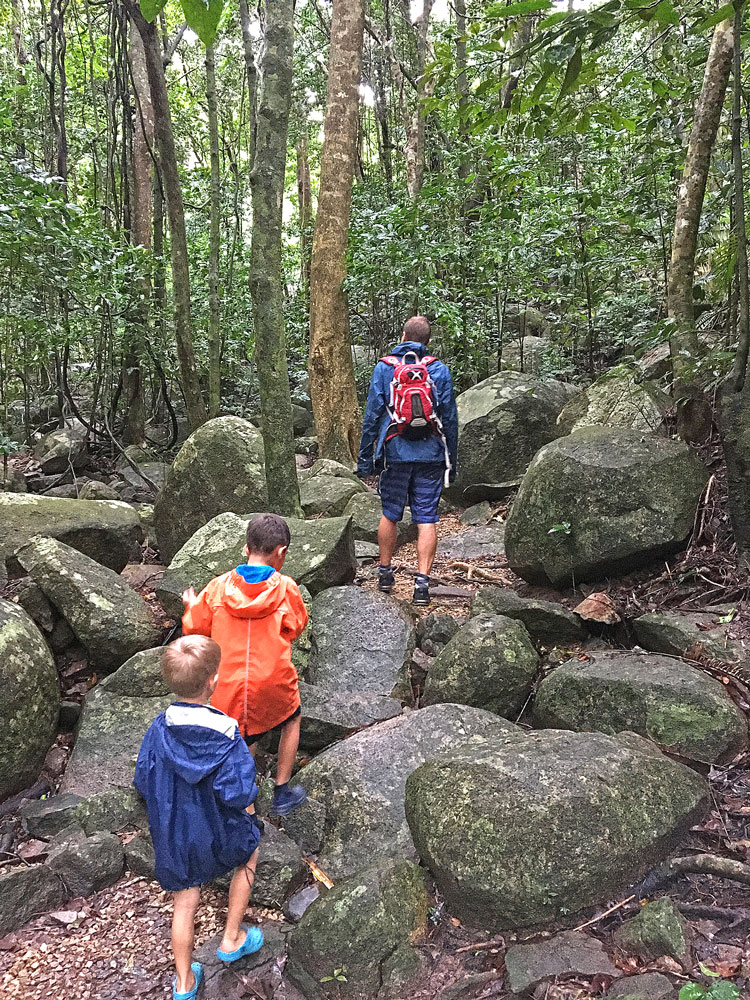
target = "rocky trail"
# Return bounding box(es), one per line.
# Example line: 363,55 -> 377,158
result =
1,375 -> 750,1000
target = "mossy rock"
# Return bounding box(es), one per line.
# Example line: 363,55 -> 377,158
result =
0,492 -> 143,583
471,587 -> 586,645
405,729 -> 709,928
0,598 -> 60,800
615,898 -> 690,961
423,614 -> 539,719
17,536 -> 161,674
299,474 -> 365,517
156,512 -> 356,617
154,416 -> 267,562
532,650 -> 748,764
293,704 -> 518,879
287,858 -> 428,1000
343,491 -> 418,546
0,865 -> 65,935
447,372 -> 575,504
556,372 -> 669,435
505,427 -> 707,586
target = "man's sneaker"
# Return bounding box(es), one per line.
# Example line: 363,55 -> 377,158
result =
378,565 -> 395,593
271,784 -> 308,816
412,583 -> 430,607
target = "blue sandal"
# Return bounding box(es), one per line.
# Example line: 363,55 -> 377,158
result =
173,961 -> 203,999
216,925 -> 264,963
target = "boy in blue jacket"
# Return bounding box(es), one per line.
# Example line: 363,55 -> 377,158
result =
134,635 -> 263,1000
357,316 -> 458,606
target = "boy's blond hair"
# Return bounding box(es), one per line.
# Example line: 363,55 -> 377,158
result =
162,635 -> 221,699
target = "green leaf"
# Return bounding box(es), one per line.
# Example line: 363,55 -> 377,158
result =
679,987 -> 705,1000
559,48 -> 582,97
707,984 -> 740,1000
140,0 -> 168,21
545,42 -> 576,66
179,0 -> 225,47
696,4 -> 734,31
699,963 -> 722,979
489,0 -> 552,17
538,10 -> 570,28
654,0 -> 679,27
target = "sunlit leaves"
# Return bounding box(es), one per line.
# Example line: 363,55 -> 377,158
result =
179,0 -> 225,47
139,0 -> 168,22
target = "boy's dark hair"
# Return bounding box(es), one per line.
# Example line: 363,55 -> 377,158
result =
403,315 -> 431,346
162,635 -> 221,699
246,512 -> 291,555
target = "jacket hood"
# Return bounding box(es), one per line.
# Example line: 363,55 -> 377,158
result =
391,340 -> 432,358
155,704 -> 237,785
220,568 -> 290,619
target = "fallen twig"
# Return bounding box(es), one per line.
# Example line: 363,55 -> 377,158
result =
669,852 -> 750,886
572,894 -> 636,932
448,561 -> 506,583
456,935 -> 505,954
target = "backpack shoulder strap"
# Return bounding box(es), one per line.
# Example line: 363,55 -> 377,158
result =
422,356 -> 438,365
379,355 -> 399,367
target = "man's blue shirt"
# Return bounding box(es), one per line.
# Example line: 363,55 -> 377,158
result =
356,341 -> 458,476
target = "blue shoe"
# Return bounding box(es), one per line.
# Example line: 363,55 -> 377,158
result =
270,783 -> 308,816
216,925 -> 264,963
173,961 -> 203,999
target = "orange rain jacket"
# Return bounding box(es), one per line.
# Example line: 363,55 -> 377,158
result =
182,570 -> 308,738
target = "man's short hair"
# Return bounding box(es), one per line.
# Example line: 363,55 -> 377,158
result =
246,512 -> 291,555
403,315 -> 431,346
162,635 -> 221,699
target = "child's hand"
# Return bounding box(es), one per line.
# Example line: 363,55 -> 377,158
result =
182,586 -> 198,607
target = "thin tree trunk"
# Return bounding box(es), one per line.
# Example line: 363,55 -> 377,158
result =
404,0 -> 433,199
296,128 -> 313,310
250,0 -> 301,516
124,21 -> 152,445
238,0 -> 258,169
668,16 -> 734,383
501,17 -> 533,109
731,4 -> 750,392
309,0 -> 365,464
455,0 -> 469,180
126,1 -> 207,431
206,43 -> 221,418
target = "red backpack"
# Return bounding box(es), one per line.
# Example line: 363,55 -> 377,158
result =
381,351 -> 440,442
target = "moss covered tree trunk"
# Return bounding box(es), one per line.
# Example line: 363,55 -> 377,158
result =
308,0 -> 365,465
205,43 -> 221,418
667,14 -> 734,438
127,1 -> 207,431
249,0 -> 301,516
124,21 -> 151,445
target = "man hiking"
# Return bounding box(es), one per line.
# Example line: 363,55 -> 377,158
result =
356,316 -> 458,606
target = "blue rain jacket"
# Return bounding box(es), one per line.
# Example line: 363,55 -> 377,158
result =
134,702 -> 260,891
356,341 -> 459,477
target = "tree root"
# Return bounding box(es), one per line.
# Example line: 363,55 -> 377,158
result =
669,853 -> 750,885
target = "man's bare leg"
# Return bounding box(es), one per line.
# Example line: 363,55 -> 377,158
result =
416,522 -> 438,577
378,515 -> 398,567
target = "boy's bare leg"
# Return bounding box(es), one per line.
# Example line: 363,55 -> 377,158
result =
220,849 -> 259,953
276,714 -> 302,786
416,522 -> 438,577
378,515 -> 398,567
172,887 -> 201,993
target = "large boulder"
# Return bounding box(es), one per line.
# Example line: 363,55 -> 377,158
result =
471,587 -> 586,645
405,729 -> 709,928
287,859 -> 428,1000
157,512 -> 356,617
0,865 -> 65,935
447,372 -> 574,503
632,611 -> 743,668
292,704 -> 519,878
34,425 -> 87,474
0,493 -> 143,583
343,491 -> 418,546
297,681 -> 402,752
0,599 -> 60,801
500,335 -> 546,374
154,416 -> 267,562
532,650 -> 747,765
422,614 -> 539,719
299,475 -> 365,517
505,428 -> 707,586
1,462 -> 27,493
556,372 -> 669,436
60,683 -> 170,798
306,586 -> 415,699
17,536 -> 161,673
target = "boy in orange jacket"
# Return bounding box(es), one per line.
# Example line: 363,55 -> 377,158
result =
182,513 -> 309,816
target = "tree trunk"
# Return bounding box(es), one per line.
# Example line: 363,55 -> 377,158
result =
721,392 -> 750,561
667,16 -> 734,385
297,129 -> 313,310
731,6 -> 750,392
238,0 -> 259,169
250,0 -> 301,516
206,43 -> 221,418
124,21 -> 152,445
309,0 -> 365,464
126,1 -> 207,431
404,0 -> 433,200
455,0 -> 469,180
